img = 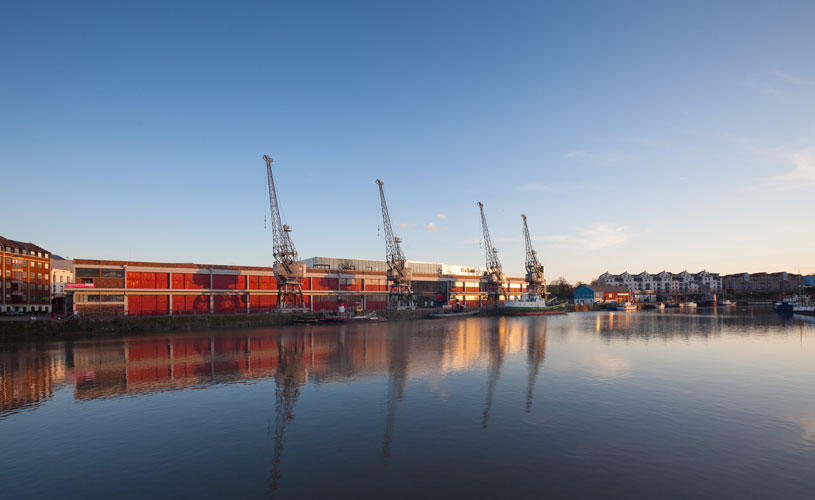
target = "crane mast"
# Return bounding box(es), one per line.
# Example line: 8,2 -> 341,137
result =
522,214 -> 546,298
477,202 -> 506,306
264,155 -> 305,309
377,179 -> 413,310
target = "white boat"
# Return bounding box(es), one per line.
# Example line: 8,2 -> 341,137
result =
504,293 -> 567,315
681,302 -> 697,308
658,303 -> 665,310
615,302 -> 637,311
718,300 -> 735,306
791,295 -> 815,314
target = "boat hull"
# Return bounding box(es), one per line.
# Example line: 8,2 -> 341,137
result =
503,303 -> 567,316
427,310 -> 479,319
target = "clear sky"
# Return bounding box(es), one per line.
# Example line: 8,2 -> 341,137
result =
2,0 -> 814,282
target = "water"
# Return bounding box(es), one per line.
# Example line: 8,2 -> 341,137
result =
1,309 -> 814,499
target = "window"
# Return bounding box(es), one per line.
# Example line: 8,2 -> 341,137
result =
23,272 -> 27,279
37,273 -> 42,280
4,270 -> 9,277
23,283 -> 28,290
101,269 -> 124,278
45,263 -> 49,269
76,268 -> 101,278
37,262 -> 42,268
4,258 -> 8,264
30,261 -> 34,267
30,295 -> 34,301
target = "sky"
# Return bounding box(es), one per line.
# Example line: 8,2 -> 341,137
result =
1,0 -> 814,283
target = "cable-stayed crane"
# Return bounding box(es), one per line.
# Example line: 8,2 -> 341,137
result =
478,202 -> 507,306
522,214 -> 546,299
377,179 -> 413,310
264,155 -> 305,309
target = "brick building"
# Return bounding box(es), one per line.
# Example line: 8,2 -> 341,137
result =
722,272 -> 806,293
0,236 -> 52,313
68,256 -> 526,316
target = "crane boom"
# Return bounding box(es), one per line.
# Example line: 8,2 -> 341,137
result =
478,202 -> 502,274
522,214 -> 546,297
264,155 -> 305,309
376,180 -> 413,310
477,202 -> 506,306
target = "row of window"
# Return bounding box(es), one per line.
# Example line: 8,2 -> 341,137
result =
2,247 -> 49,258
4,257 -> 50,269
5,282 -> 47,290
2,270 -> 49,280
2,294 -> 47,302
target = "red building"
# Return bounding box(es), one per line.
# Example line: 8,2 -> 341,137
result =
68,257 -> 526,316
1,236 -> 52,313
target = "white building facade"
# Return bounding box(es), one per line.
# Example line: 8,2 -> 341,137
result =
598,270 -> 722,294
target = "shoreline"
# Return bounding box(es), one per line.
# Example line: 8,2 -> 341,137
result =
0,308 -> 503,341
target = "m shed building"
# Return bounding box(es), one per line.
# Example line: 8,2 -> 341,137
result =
574,285 -> 630,305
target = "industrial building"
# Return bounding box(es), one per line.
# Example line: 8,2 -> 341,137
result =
68,256 -> 527,316
573,285 -> 631,305
0,235 -> 52,313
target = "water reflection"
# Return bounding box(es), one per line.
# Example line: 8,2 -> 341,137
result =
1,310 -> 814,499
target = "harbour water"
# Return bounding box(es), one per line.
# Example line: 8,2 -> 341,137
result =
1,309 -> 814,499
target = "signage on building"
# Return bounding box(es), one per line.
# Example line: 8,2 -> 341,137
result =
66,283 -> 95,289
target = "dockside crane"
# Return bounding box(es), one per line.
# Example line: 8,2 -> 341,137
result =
376,179 -> 413,310
264,155 -> 306,309
478,202 -> 507,306
522,214 -> 546,298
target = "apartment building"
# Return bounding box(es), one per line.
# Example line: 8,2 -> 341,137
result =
598,270 -> 722,294
722,272 -> 805,292
0,235 -> 52,313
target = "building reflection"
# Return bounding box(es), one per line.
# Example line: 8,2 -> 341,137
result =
0,344 -> 66,415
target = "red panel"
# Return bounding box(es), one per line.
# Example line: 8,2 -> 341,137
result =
213,275 -> 241,290
312,277 -> 337,291
249,295 -> 275,312
214,295 -> 246,313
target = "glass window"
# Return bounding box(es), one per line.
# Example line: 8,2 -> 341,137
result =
37,262 -> 42,268
101,294 -> 125,303
101,269 -> 124,278
45,263 -> 49,269
76,268 -> 101,278
23,272 -> 27,278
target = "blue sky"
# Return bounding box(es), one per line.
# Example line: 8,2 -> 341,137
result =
2,0 -> 814,282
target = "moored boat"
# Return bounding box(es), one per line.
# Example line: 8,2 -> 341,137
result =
615,302 -> 637,311
504,293 -> 567,316
681,301 -> 697,308
718,300 -> 735,307
427,310 -> 479,319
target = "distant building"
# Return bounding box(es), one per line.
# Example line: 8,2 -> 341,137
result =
805,275 -> 815,288
574,285 -> 630,305
0,235 -> 52,313
598,270 -> 722,294
50,256 -> 74,315
722,272 -> 805,292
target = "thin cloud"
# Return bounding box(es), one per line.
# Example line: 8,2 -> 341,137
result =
518,184 -> 552,192
765,150 -> 815,188
744,77 -> 781,97
546,224 -> 630,251
425,222 -> 441,232
396,223 -> 409,229
435,213 -> 446,220
773,70 -> 815,85
564,151 -> 622,164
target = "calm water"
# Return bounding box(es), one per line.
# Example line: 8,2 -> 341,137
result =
1,309 -> 814,499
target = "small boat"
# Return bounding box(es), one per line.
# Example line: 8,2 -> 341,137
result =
427,310 -> 479,319
503,293 -> 567,316
615,302 -> 637,311
658,303 -> 666,310
680,302 -> 697,308
718,300 -> 735,307
664,303 -> 679,309
321,313 -> 386,323
775,299 -> 794,312
789,295 -> 815,314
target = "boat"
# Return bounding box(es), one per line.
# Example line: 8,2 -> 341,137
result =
503,293 -> 567,316
775,299 -> 795,312
615,302 -> 637,311
788,295 -> 815,314
681,302 -> 697,308
658,303 -> 666,310
427,310 -> 479,319
664,303 -> 679,309
718,300 -> 735,307
321,313 -> 386,323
